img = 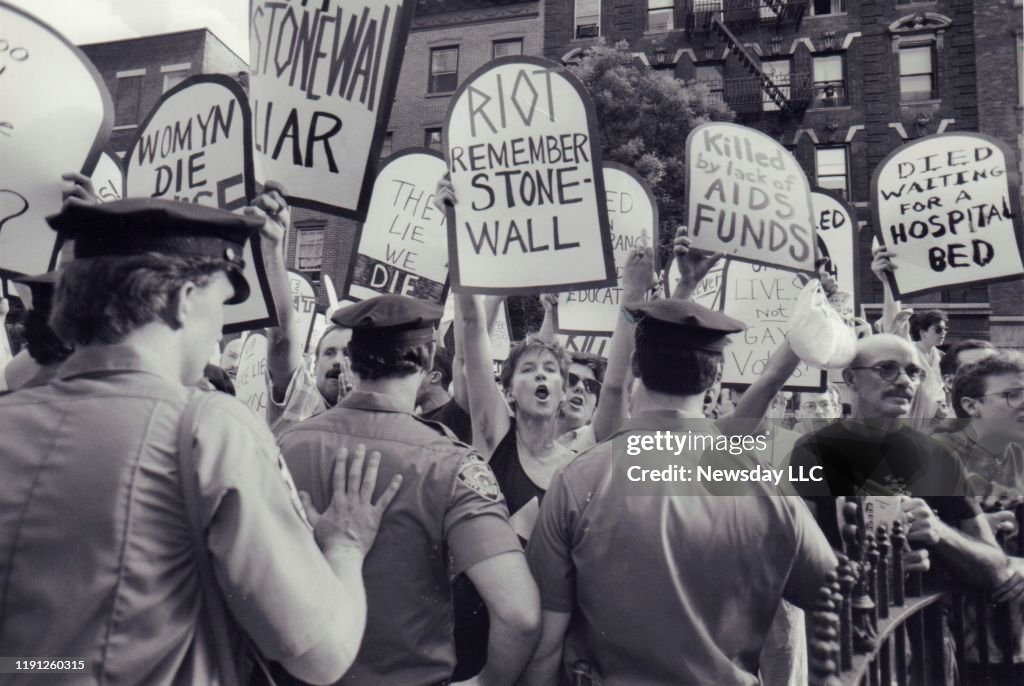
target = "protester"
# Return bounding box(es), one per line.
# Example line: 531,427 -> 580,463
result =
521,257 -> 838,685
278,295 -> 539,686
554,351 -> 605,452
792,384 -> 842,434
939,338 -> 996,393
418,345 -> 473,444
941,352 -> 1024,496
249,184 -> 353,435
0,198 -> 400,685
788,334 -> 1024,605
219,337 -> 242,380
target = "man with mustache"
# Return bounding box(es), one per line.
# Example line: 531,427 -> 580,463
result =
788,334 -> 1022,601
249,185 -> 354,435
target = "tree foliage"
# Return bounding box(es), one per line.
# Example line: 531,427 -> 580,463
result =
567,40 -> 735,244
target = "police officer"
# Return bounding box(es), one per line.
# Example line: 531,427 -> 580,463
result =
522,298 -> 838,686
278,295 -> 540,686
0,198 -> 399,685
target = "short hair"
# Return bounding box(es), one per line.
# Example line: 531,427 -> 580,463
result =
431,346 -> 454,388
909,309 -> 948,341
634,326 -> 721,395
348,340 -> 433,381
939,339 -> 994,378
499,337 -> 570,390
315,324 -> 349,358
951,351 -> 1024,418
569,351 -> 607,384
800,384 -> 841,406
24,308 -> 73,365
51,253 -> 231,346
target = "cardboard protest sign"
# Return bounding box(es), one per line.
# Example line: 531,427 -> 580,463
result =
249,0 -> 413,220
555,332 -> 612,360
0,2 -> 113,276
490,302 -> 513,377
235,331 -> 268,419
91,149 -> 124,203
871,132 -> 1024,298
687,122 -> 815,274
811,189 -> 857,310
718,259 -> 825,391
288,270 -> 318,352
444,56 -> 616,294
124,75 -> 276,334
555,162 -> 657,335
347,149 -> 449,303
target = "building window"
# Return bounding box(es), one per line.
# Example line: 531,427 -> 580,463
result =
761,58 -> 792,112
809,0 -> 845,15
575,0 -> 601,39
694,63 -> 724,102
429,47 -> 459,94
493,38 -> 523,59
812,53 -> 846,107
425,128 -> 443,151
647,0 -> 674,32
899,44 -> 936,101
816,147 -> 849,199
161,63 -> 191,92
114,71 -> 144,127
295,227 -> 325,282
381,131 -> 394,159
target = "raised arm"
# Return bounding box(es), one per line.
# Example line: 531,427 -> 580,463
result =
590,246 -> 655,442
245,183 -> 303,404
457,292 -> 512,456
537,294 -> 558,343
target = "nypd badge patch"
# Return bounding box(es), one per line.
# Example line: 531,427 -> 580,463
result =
456,454 -> 500,501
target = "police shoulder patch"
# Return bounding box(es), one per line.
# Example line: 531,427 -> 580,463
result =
456,453 -> 500,501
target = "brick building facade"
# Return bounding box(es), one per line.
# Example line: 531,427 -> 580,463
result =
543,0 -> 1024,346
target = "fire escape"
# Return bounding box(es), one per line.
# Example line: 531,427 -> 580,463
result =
684,1 -> 812,117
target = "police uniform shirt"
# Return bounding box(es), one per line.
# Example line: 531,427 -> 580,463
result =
277,389 -> 521,685
526,412 -> 837,686
0,345 -> 343,684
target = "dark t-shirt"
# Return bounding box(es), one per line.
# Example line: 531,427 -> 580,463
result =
788,420 -> 970,498
422,398 -> 474,446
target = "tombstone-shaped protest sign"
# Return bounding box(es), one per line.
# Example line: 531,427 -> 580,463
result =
307,311 -> 329,356
288,270 -> 318,352
91,149 -> 124,203
248,0 -> 413,220
687,122 -> 816,274
871,132 -> 1024,298
444,56 -> 616,294
347,150 -> 449,303
555,162 -> 657,335
0,2 -> 113,276
719,259 -> 825,391
235,331 -> 268,419
124,75 -> 276,334
811,189 -> 857,306
555,332 -> 612,360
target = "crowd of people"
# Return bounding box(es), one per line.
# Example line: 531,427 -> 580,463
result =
0,170 -> 1022,686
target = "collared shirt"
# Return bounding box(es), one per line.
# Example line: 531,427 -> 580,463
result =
0,345 -> 342,685
278,390 -> 521,685
526,411 -> 837,686
267,362 -> 328,436
557,423 -> 596,454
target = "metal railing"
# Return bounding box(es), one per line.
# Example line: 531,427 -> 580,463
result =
695,72 -> 812,112
809,499 -> 1023,685
685,0 -> 808,32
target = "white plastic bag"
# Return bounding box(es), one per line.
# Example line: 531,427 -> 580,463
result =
788,279 -> 857,369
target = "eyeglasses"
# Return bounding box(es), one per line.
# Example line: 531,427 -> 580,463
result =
972,389 -> 1024,410
568,372 -> 601,395
848,361 -> 925,383
800,400 -> 835,412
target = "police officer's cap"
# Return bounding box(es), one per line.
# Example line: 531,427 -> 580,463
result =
46,199 -> 262,305
10,272 -> 57,314
629,299 -> 745,352
332,295 -> 443,347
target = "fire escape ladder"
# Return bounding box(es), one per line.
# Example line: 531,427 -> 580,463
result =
709,14 -> 792,114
